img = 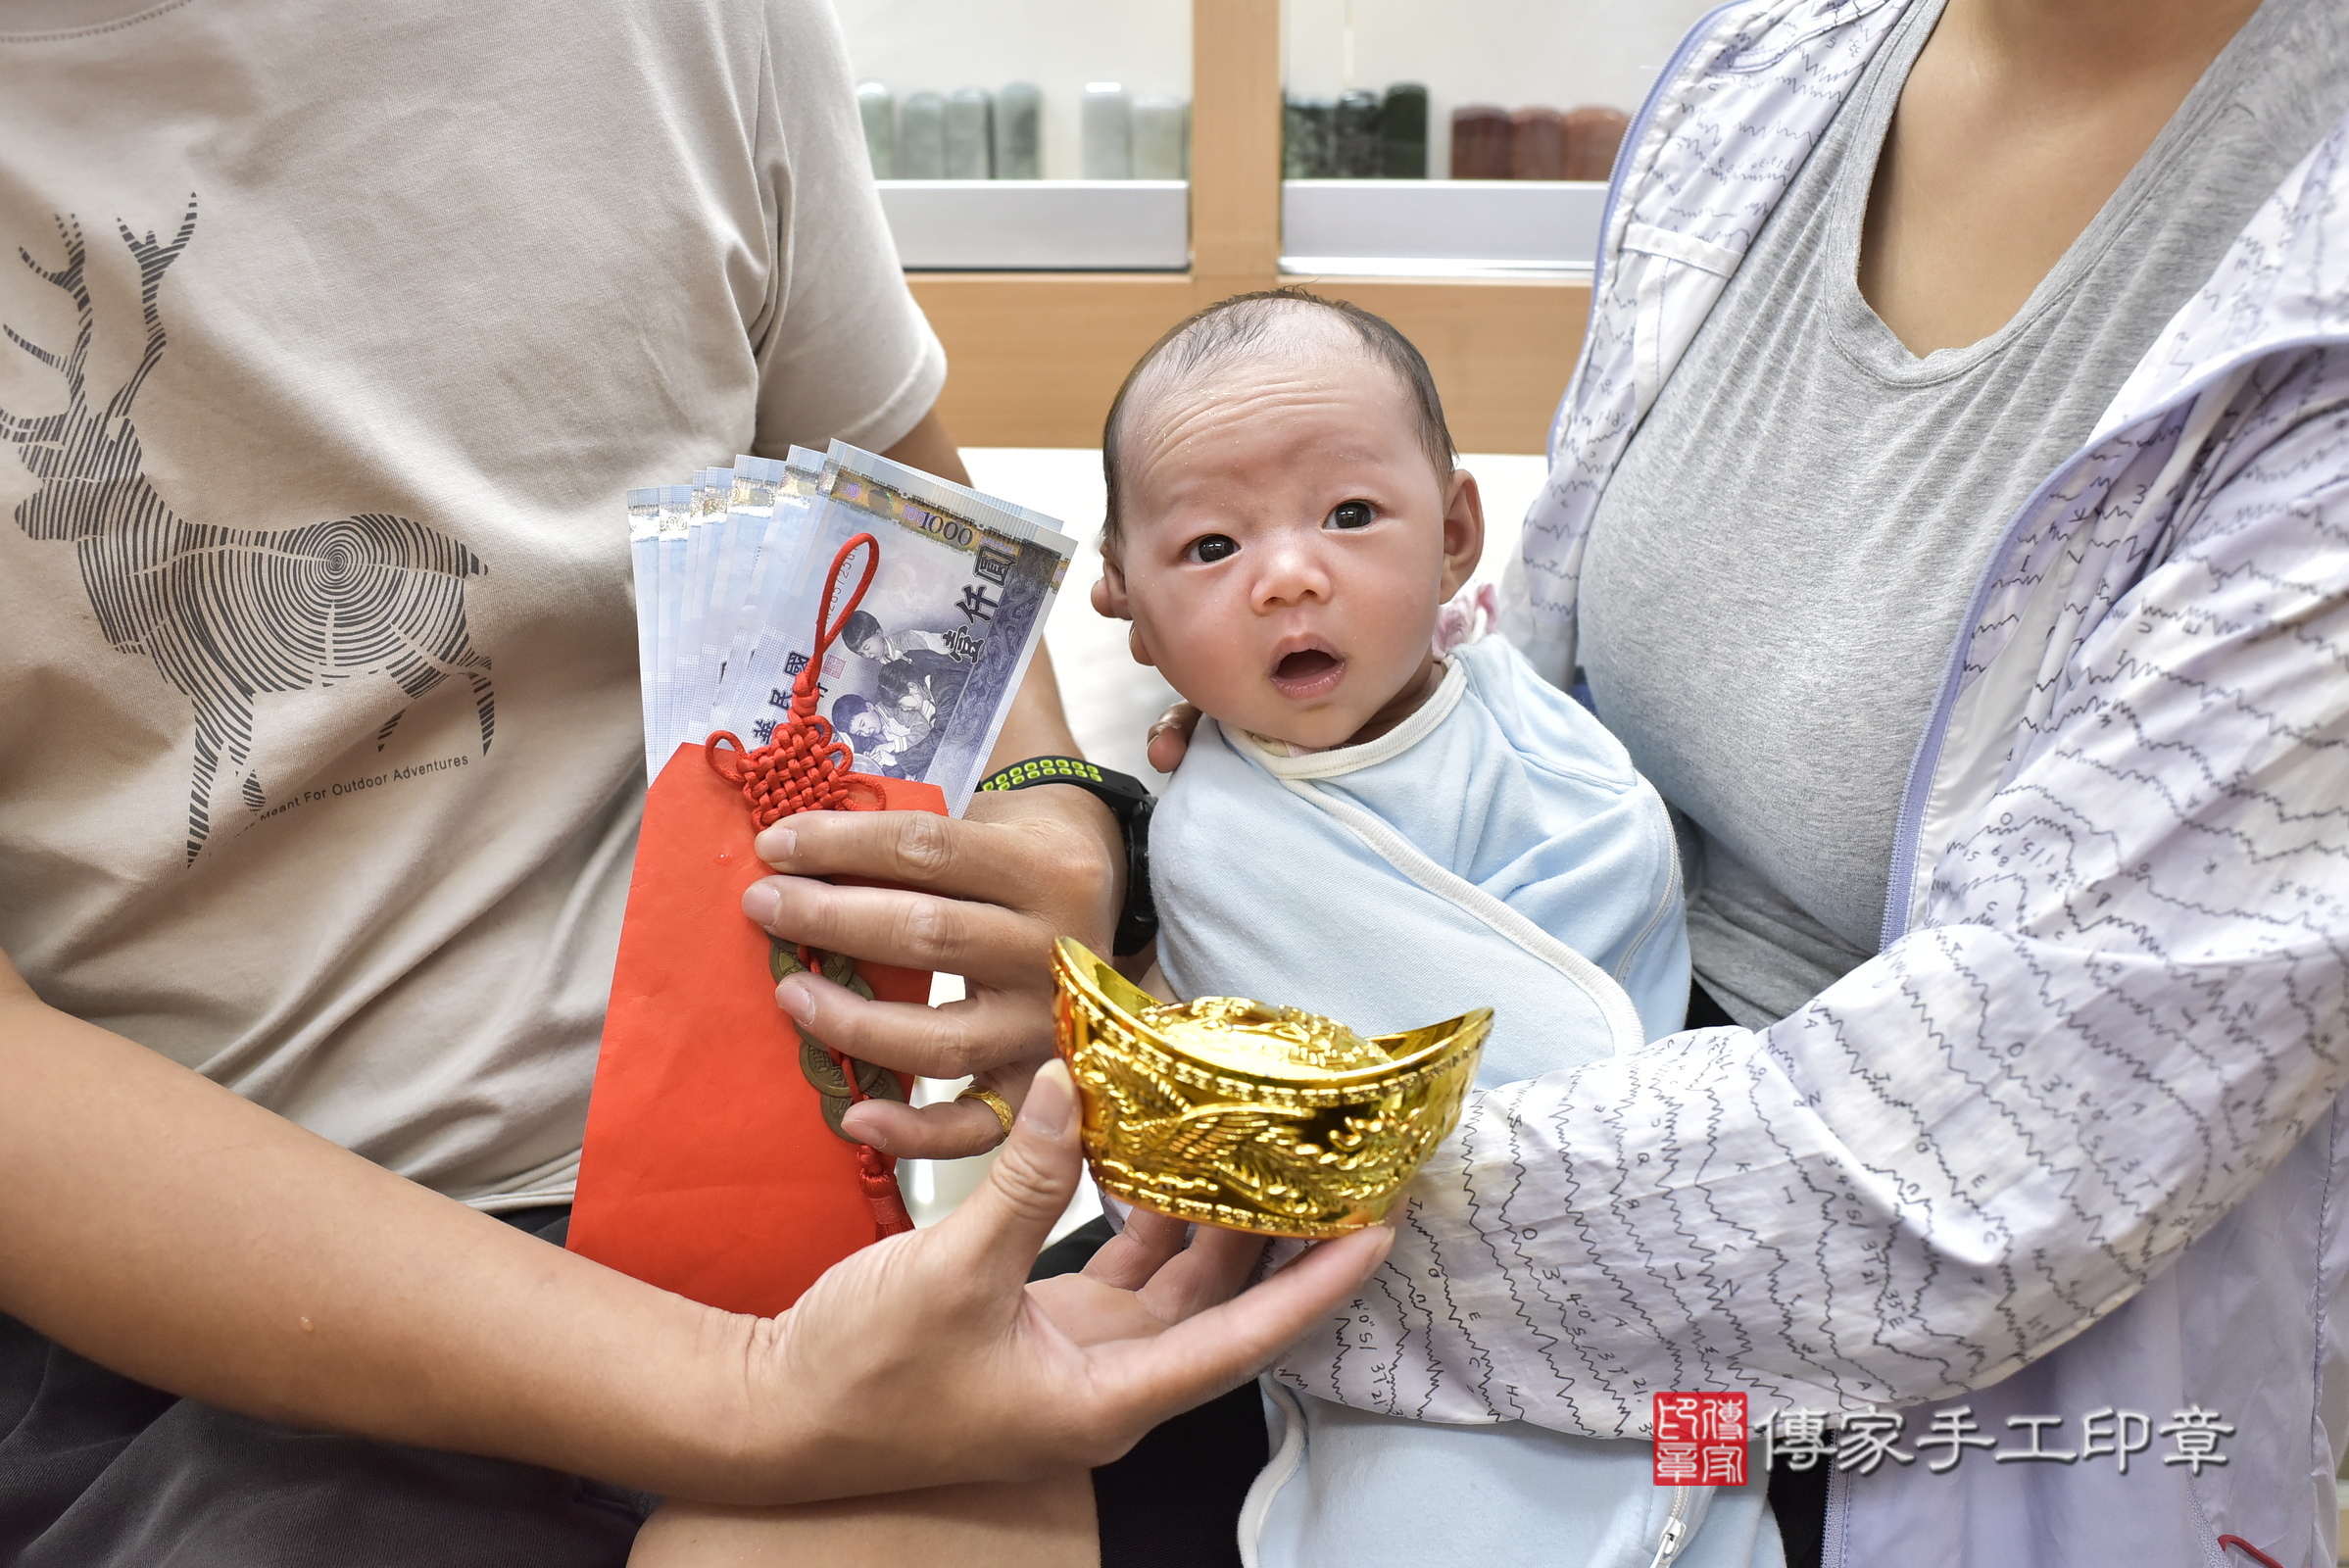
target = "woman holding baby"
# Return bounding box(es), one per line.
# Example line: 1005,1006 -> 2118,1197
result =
3,0 -> 2340,1563
671,0 -> 2349,1564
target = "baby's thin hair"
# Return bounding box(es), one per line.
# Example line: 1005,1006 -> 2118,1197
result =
1101,288 -> 1457,546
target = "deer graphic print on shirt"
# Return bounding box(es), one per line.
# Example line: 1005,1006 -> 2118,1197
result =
0,0 -> 946,1209
0,197 -> 494,863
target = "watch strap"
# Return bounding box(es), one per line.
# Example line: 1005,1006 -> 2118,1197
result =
977,757 -> 1157,956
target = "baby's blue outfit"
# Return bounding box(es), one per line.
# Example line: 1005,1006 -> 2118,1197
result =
1151,637 -> 1773,1568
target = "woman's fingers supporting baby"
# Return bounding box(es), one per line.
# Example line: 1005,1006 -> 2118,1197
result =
1133,1224 -> 1276,1325
1144,703 -> 1200,775
1077,1207 -> 1193,1292
1075,1210 -> 1270,1327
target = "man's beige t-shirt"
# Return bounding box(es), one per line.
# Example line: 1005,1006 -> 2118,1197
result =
0,0 -> 945,1208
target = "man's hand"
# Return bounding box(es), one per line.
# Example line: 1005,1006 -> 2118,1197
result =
732,1062 -> 1390,1500
0,946 -> 1384,1508
1025,1206 -> 1270,1350
740,784 -> 1121,1159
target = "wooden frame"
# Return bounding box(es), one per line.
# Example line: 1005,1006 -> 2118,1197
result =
911,0 -> 1589,454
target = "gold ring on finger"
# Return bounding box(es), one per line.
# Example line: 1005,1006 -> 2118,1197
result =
957,1085 -> 1015,1138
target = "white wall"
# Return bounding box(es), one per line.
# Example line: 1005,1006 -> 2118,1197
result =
833,0 -> 1715,181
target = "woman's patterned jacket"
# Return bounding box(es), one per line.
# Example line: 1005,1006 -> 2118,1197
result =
1279,3 -> 2349,1563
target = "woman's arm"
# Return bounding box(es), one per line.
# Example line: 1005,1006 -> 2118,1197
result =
1268,362 -> 2349,1434
0,952 -> 1389,1499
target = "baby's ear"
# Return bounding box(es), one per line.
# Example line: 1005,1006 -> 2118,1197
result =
1438,468 -> 1487,600
1093,538 -> 1157,664
1093,540 -> 1135,619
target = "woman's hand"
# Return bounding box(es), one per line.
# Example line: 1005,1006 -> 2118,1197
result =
731,1061 -> 1390,1501
1144,703 -> 1201,776
740,784 -> 1121,1160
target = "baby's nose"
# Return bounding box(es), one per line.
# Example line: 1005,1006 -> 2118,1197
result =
1251,537 -> 1334,604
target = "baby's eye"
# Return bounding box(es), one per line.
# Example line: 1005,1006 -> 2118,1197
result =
1327,500 -> 1376,530
1187,533 -> 1240,564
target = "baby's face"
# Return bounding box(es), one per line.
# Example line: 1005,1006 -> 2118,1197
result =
1101,341 -> 1482,751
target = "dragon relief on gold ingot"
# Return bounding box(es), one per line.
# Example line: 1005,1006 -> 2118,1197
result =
1050,938 -> 1489,1238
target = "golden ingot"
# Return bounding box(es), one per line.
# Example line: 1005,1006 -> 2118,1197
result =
1051,938 -> 1489,1237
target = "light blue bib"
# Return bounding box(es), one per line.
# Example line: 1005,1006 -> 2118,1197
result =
1152,638 -> 1769,1568
1154,637 -> 1688,1078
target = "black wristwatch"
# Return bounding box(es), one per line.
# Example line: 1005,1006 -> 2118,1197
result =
975,757 -> 1157,956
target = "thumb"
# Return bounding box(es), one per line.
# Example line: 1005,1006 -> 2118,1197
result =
940,1057 -> 1083,1288
1144,703 -> 1200,775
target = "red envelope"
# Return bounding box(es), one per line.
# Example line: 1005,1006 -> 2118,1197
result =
566,741 -> 947,1316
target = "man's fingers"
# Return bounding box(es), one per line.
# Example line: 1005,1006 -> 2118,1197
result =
750,875 -> 1041,991
1079,1207 -> 1191,1293
938,1060 -> 1085,1291
1079,1212 -> 1267,1321
847,1060 -> 1041,1158
753,808 -> 1066,907
1134,1224 -> 1271,1325
1144,704 -> 1200,775
841,1096 -> 1007,1160
773,971 -> 1045,1082
1094,1223 -> 1393,1431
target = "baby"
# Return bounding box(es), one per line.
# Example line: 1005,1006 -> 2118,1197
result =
1093,290 -> 1702,1568
726,292 -> 1707,1568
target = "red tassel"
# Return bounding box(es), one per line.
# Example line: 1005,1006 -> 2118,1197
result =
709,532 -> 917,1245
858,1144 -> 916,1237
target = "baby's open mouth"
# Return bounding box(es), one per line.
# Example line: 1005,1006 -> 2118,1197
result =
1270,646 -> 1346,698
1276,649 -> 1339,681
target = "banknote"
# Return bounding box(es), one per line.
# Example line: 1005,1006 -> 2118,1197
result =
627,445 -> 1071,813
711,457 -> 868,736
689,455 -> 786,738
627,484 -> 693,780
626,488 -> 663,778
706,449 -> 825,744
749,442 -> 1074,813
665,466 -> 734,760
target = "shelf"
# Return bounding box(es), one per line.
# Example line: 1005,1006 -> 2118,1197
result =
880,180 -> 1191,271
888,0 -> 1592,454
1280,178 -> 1604,275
